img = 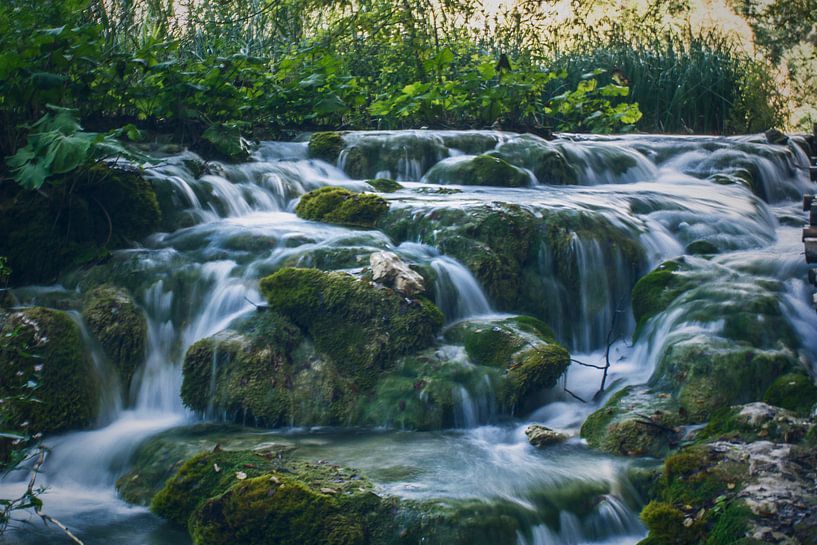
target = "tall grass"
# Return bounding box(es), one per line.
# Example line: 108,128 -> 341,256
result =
554,29 -> 783,134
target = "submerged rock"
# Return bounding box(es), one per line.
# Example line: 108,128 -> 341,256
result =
295,186 -> 388,228
369,251 -> 425,297
0,307 -> 98,433
525,424 -> 568,447
367,178 -> 403,193
581,386 -> 682,457
424,154 -> 531,187
82,285 -> 146,393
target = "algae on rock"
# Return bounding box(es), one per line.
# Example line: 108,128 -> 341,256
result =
0,307 -> 99,432
424,155 -> 531,187
82,285 -> 147,394
295,186 -> 388,228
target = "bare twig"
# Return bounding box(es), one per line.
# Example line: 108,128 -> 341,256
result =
2,446 -> 85,545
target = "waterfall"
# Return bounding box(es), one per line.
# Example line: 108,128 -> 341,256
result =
3,131 -> 814,545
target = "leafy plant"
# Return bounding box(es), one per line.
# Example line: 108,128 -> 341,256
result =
6,106 -> 142,190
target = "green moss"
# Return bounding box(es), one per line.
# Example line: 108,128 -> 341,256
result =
295,186 -> 388,228
360,351 -> 507,430
308,132 -> 344,163
763,372 -> 817,416
151,447 -> 392,545
508,344 -> 569,409
443,316 -> 567,411
580,386 -> 682,457
425,155 -> 530,187
640,501 -> 695,545
367,178 -> 403,192
685,240 -> 719,255
179,313 -> 325,427
631,260 -> 684,327
82,285 -> 146,393
260,269 -> 442,380
0,307 -> 98,432
654,338 -> 796,421
0,164 -> 161,285
700,403 -> 810,444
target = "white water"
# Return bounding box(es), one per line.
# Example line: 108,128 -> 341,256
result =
3,130 -> 815,544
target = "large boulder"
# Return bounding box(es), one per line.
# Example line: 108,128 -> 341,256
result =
82,285 -> 147,394
0,307 -> 98,433
260,268 -> 442,380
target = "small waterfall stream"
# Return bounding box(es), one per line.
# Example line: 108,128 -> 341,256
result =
2,130 -> 815,545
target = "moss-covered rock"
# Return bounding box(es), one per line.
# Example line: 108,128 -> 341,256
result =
445,316 -> 554,367
424,155 -> 530,187
638,437 -> 817,545
295,186 -> 388,228
652,337 -> 796,422
492,136 -> 578,185
444,316 -> 568,410
631,260 -> 685,328
260,268 -> 442,382
308,132 -> 344,163
698,402 -> 812,445
149,447 -> 392,545
182,272 -> 444,427
0,307 -> 98,432
763,373 -> 817,417
367,178 -> 403,193
360,350 -> 505,429
581,386 -> 683,457
685,240 -> 719,256
0,164 -> 161,285
82,285 -> 146,393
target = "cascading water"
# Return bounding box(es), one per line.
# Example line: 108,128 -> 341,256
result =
3,129 -> 816,545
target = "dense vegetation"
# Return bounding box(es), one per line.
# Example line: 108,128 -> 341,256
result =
0,0 -> 798,186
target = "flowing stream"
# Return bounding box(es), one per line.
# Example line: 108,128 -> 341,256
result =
2,130 -> 815,544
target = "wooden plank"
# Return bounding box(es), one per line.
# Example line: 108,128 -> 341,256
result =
809,268 -> 817,286
807,238 -> 817,263
811,204 -> 817,226
806,195 -> 815,211
811,166 -> 817,182
805,226 -> 817,241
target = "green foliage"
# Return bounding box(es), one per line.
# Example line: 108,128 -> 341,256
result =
5,106 -> 143,190
0,163 -> 162,285
295,186 -> 388,228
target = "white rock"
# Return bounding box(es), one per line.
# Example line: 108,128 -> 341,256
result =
370,251 -> 425,297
